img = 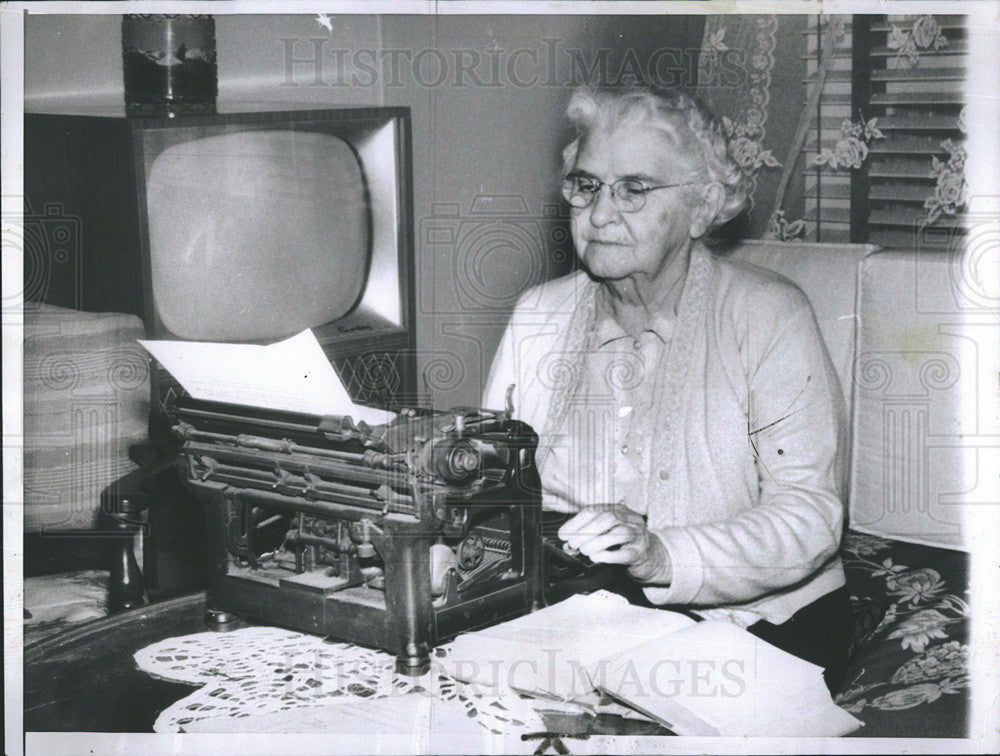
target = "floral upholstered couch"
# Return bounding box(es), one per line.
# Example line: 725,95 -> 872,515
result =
837,532 -> 970,737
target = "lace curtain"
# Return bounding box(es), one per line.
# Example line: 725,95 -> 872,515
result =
696,14 -> 969,244
696,15 -> 811,240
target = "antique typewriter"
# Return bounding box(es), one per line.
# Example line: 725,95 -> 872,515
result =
170,391 -> 604,674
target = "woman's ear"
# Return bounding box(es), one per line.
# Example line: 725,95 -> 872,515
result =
689,182 -> 726,239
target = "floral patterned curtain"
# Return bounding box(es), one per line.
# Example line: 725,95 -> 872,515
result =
696,15 -> 810,240
697,14 -> 970,244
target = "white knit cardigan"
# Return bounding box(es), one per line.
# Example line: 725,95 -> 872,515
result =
484,243 -> 847,626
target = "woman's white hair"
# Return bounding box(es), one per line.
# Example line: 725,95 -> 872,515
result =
562,85 -> 747,230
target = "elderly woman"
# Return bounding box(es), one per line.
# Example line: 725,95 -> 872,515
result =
483,85 -> 852,691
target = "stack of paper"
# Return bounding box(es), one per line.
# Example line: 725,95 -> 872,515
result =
443,591 -> 695,700
139,329 -> 394,426
599,620 -> 861,737
443,591 -> 862,738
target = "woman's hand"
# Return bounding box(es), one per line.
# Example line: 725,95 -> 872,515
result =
557,503 -> 671,583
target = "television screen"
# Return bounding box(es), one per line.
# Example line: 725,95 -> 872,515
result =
145,129 -> 370,342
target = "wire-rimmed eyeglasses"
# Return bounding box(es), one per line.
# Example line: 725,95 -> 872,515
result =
561,172 -> 699,213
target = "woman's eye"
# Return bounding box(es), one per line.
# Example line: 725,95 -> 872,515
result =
577,180 -> 601,194
620,182 -> 647,196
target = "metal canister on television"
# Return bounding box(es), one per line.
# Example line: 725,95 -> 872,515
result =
122,14 -> 218,117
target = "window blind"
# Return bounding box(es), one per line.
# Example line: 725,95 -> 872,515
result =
862,14 -> 967,248
803,14 -> 968,247
803,16 -> 854,242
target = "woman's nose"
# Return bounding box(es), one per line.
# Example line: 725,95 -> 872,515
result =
589,184 -> 621,227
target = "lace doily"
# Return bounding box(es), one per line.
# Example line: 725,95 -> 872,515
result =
135,626 -> 545,735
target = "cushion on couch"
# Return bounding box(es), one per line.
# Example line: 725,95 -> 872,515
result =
838,531 -> 970,737
850,250 -> 977,550
23,303 -> 149,532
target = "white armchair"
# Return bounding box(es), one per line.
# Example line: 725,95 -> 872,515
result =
729,240 -> 971,550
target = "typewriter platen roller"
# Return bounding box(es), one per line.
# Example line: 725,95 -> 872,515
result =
171,394 -> 603,675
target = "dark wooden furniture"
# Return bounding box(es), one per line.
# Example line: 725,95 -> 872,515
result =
23,592 -> 669,738
24,593 -> 218,732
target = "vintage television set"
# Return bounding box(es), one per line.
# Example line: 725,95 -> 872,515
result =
24,107 -> 418,439
24,107 -> 418,597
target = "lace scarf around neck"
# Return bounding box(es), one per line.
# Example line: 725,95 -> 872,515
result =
534,244 -> 713,518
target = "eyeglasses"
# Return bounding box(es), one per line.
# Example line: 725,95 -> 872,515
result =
561,173 -> 699,213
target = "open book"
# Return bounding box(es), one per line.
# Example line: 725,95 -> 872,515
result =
443,591 -> 861,737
